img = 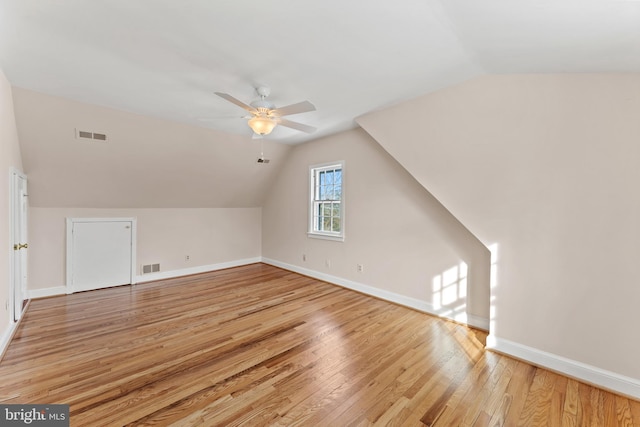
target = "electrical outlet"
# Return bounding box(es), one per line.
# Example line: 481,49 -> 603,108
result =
325,259 -> 331,268
357,264 -> 364,273
302,253 -> 307,262
185,255 -> 190,261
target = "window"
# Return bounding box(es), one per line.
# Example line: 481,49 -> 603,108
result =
309,162 -> 344,241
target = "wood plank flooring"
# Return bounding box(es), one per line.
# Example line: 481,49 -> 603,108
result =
1,263 -> 638,426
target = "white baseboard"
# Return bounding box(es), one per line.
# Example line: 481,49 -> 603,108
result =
135,257 -> 262,283
23,259 -> 490,330
0,301 -> 30,362
0,321 -> 18,361
466,314 -> 490,331
487,335 -> 640,400
261,257 -> 490,331
26,258 -> 262,298
28,286 -> 67,299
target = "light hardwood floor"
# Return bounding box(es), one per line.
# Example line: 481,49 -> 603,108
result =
1,263 -> 638,426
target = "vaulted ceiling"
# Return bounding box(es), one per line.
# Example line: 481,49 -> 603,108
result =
3,0 -> 640,144
1,0 -> 639,207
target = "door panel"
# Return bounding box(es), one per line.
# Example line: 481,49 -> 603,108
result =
11,172 -> 27,322
72,221 -> 132,292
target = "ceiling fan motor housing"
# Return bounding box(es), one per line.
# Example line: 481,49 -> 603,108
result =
250,99 -> 275,112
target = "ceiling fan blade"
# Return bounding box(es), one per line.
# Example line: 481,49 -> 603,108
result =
272,100 -> 316,117
277,118 -> 317,134
214,92 -> 257,113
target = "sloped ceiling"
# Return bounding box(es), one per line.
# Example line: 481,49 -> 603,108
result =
1,0 -> 640,207
0,0 -> 482,144
13,88 -> 290,208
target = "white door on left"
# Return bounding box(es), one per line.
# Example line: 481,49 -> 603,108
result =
11,170 -> 28,322
70,220 -> 134,293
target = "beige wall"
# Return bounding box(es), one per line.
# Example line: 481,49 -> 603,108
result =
262,128 -> 490,325
29,207 -> 261,291
13,89 -> 267,296
0,68 -> 24,340
357,74 -> 640,381
13,88 -> 291,209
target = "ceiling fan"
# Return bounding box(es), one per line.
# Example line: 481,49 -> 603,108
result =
214,86 -> 316,136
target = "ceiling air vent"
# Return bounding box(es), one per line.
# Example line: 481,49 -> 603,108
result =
75,129 -> 108,142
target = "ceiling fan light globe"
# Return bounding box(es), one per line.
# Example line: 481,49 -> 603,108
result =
248,116 -> 276,135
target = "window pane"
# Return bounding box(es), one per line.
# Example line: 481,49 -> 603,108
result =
323,185 -> 332,200
325,171 -> 334,185
321,185 -> 331,201
332,217 -> 341,232
331,203 -> 340,217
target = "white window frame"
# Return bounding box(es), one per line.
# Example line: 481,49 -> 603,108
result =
308,161 -> 345,242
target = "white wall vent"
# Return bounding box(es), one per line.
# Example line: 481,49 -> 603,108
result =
142,263 -> 160,274
75,129 -> 108,142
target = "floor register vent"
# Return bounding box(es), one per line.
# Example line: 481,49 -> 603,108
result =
142,264 -> 160,274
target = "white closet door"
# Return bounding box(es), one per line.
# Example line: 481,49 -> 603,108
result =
11,170 -> 28,322
70,220 -> 134,293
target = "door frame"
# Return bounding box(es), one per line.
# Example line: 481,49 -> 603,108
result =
66,217 -> 137,294
9,168 -> 27,323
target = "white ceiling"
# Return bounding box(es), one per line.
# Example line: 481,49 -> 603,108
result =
1,0 -> 640,145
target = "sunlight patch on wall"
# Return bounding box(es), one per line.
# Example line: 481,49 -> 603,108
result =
488,243 -> 499,337
432,261 -> 468,324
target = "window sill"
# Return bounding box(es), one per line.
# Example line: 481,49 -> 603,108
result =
307,232 -> 344,242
